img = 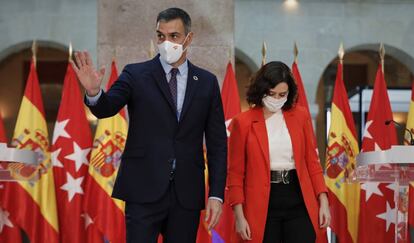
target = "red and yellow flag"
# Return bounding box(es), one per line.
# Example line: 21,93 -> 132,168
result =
407,81 -> 414,229
51,63 -> 103,242
325,61 -> 360,243
0,59 -> 59,243
83,60 -> 127,243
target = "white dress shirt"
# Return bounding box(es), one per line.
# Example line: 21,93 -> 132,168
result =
265,111 -> 296,171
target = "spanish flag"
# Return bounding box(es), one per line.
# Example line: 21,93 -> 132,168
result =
407,81 -> 414,229
325,61 -> 360,243
83,60 -> 127,243
0,59 -> 59,242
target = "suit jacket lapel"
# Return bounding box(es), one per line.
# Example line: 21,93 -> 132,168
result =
151,56 -> 177,117
179,61 -> 199,122
251,108 -> 270,172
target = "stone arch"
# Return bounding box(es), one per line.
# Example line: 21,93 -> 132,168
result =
235,47 -> 259,73
0,40 -> 70,140
235,48 -> 258,111
0,40 -> 68,63
314,43 -> 414,164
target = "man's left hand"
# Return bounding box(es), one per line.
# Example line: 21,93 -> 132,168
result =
205,198 -> 223,230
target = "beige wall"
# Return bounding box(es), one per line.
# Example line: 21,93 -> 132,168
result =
98,0 -> 234,87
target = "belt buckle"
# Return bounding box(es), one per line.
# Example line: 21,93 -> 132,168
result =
281,170 -> 290,184
271,174 -> 282,183
271,170 -> 290,184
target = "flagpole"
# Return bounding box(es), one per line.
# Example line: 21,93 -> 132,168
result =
228,46 -> 232,64
112,47 -> 117,63
379,43 -> 385,73
68,42 -> 73,62
148,40 -> 156,59
338,42 -> 344,65
338,42 -> 345,80
294,42 -> 298,64
261,41 -> 267,67
32,40 -> 37,68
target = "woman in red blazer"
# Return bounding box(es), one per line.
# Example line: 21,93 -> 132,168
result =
227,61 -> 330,243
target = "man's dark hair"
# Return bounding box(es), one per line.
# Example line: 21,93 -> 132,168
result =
246,61 -> 298,111
157,8 -> 192,34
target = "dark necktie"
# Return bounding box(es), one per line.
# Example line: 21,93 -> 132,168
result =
169,68 -> 179,110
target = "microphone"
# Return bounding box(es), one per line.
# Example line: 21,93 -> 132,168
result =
385,120 -> 414,145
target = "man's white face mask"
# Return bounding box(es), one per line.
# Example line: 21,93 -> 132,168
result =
262,95 -> 288,113
158,34 -> 189,64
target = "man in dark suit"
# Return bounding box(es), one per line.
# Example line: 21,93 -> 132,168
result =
71,7 -> 227,243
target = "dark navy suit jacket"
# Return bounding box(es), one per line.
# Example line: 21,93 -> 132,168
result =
86,55 -> 227,210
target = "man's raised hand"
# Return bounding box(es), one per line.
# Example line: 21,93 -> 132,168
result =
70,51 -> 105,96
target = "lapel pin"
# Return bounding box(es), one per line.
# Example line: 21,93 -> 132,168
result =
193,76 -> 198,81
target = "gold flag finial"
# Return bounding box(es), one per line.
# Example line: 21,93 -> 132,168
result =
69,42 -> 73,61
32,40 -> 37,67
148,40 -> 156,58
112,48 -> 117,63
293,42 -> 299,64
261,41 -> 267,67
379,43 -> 385,73
338,42 -> 345,64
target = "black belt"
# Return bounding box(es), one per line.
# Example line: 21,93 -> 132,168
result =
270,170 -> 295,184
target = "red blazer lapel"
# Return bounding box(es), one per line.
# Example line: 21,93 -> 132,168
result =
251,108 -> 270,173
283,108 -> 303,171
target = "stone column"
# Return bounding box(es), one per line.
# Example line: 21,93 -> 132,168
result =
98,0 -> 234,86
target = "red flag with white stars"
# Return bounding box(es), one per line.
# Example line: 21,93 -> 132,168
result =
215,62 -> 240,242
51,63 -> 103,243
197,61 -> 241,243
407,81 -> 414,233
358,64 -> 398,243
0,114 -> 22,243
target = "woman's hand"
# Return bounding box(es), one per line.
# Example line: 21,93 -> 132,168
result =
233,204 -> 252,240
318,192 -> 331,228
235,214 -> 252,240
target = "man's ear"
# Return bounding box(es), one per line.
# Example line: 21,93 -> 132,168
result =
185,32 -> 194,47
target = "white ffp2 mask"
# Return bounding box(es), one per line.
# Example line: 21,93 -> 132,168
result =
158,35 -> 189,64
262,95 -> 287,112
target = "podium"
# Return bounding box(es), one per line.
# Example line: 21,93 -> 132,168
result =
356,145 -> 414,243
0,143 -> 39,181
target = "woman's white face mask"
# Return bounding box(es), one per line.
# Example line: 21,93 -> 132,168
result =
262,95 -> 288,112
158,34 -> 189,64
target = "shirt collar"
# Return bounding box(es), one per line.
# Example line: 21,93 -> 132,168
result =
159,56 -> 188,76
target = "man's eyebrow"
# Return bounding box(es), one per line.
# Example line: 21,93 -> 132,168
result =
156,31 -> 181,36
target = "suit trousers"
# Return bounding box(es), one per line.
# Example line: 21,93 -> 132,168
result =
263,170 -> 316,243
125,180 -> 201,243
